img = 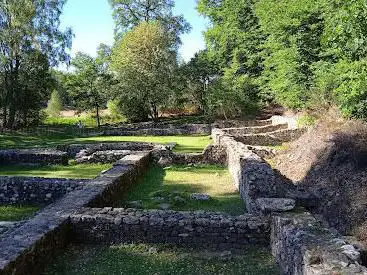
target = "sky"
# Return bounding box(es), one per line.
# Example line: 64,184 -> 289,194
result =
60,0 -> 209,62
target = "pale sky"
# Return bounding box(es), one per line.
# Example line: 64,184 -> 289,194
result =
60,0 -> 209,62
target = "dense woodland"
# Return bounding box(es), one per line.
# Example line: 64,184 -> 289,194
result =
1,0 -> 367,128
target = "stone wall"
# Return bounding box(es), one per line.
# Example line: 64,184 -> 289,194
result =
234,129 -> 305,146
57,142 -> 159,158
154,144 -> 227,167
213,119 -> 272,128
222,124 -> 288,136
271,212 -> 367,274
0,151 -> 151,275
0,176 -> 88,205
0,149 -> 68,165
213,129 -> 296,213
70,208 -> 270,249
102,123 -> 211,136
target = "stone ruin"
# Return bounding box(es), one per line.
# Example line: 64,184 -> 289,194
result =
0,118 -> 366,274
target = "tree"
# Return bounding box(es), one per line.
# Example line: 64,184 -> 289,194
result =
179,50 -> 218,114
111,22 -> 175,122
109,0 -> 191,47
0,0 -> 72,128
46,90 -> 63,117
66,51 -> 113,127
197,0 -> 265,117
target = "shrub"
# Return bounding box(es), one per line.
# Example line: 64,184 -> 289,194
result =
46,90 -> 63,117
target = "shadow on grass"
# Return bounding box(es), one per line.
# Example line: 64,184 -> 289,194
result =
43,243 -> 280,275
117,165 -> 245,216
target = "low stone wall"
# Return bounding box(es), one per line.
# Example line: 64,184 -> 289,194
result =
57,142 -> 160,158
103,123 -> 211,136
70,208 -> 270,249
154,144 -> 227,166
222,124 -> 288,136
0,151 -> 151,275
234,129 -> 305,146
271,212 -> 367,274
213,129 -> 295,213
0,149 -> 68,165
75,150 -> 137,164
0,176 -> 88,205
213,119 -> 272,128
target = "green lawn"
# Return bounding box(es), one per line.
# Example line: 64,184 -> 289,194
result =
43,244 -> 280,275
0,133 -> 211,153
0,163 -> 112,179
80,136 -> 211,153
118,165 -> 244,215
0,205 -> 39,221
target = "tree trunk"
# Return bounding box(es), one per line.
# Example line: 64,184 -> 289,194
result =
96,104 -> 100,128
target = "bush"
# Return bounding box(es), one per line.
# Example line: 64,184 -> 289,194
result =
313,59 -> 367,120
46,90 -> 63,117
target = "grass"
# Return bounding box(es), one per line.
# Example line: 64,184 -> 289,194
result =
43,115 -> 126,127
118,165 -> 244,215
79,136 -> 212,153
0,205 -> 39,221
0,132 -> 211,153
0,163 -> 112,179
43,243 -> 280,275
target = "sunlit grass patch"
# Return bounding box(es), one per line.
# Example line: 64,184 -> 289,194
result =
77,135 -> 212,153
43,243 -> 280,275
0,205 -> 39,221
0,133 -> 211,153
0,163 -> 112,179
118,165 -> 244,215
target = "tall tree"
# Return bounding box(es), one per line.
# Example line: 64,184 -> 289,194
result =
179,50 -> 218,114
111,22 -> 175,122
109,0 -> 190,46
0,0 -> 72,128
66,51 -> 113,127
197,0 -> 265,116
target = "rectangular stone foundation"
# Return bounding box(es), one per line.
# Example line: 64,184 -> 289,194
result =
0,152 -> 151,275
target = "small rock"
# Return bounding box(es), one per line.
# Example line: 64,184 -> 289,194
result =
158,157 -> 172,167
45,193 -> 52,199
191,193 -> 211,201
148,247 -> 158,254
341,244 -> 360,261
256,198 -> 296,212
159,203 -> 171,210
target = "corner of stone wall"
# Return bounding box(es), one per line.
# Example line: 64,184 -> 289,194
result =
271,211 -> 367,274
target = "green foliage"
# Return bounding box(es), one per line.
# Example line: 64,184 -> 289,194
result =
109,0 -> 191,47
197,0 -> 265,117
178,51 -> 217,114
297,114 -> 318,128
0,0 -> 72,128
111,22 -> 176,122
46,90 -> 63,117
107,99 -> 124,120
255,0 -> 367,118
66,52 -> 113,127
